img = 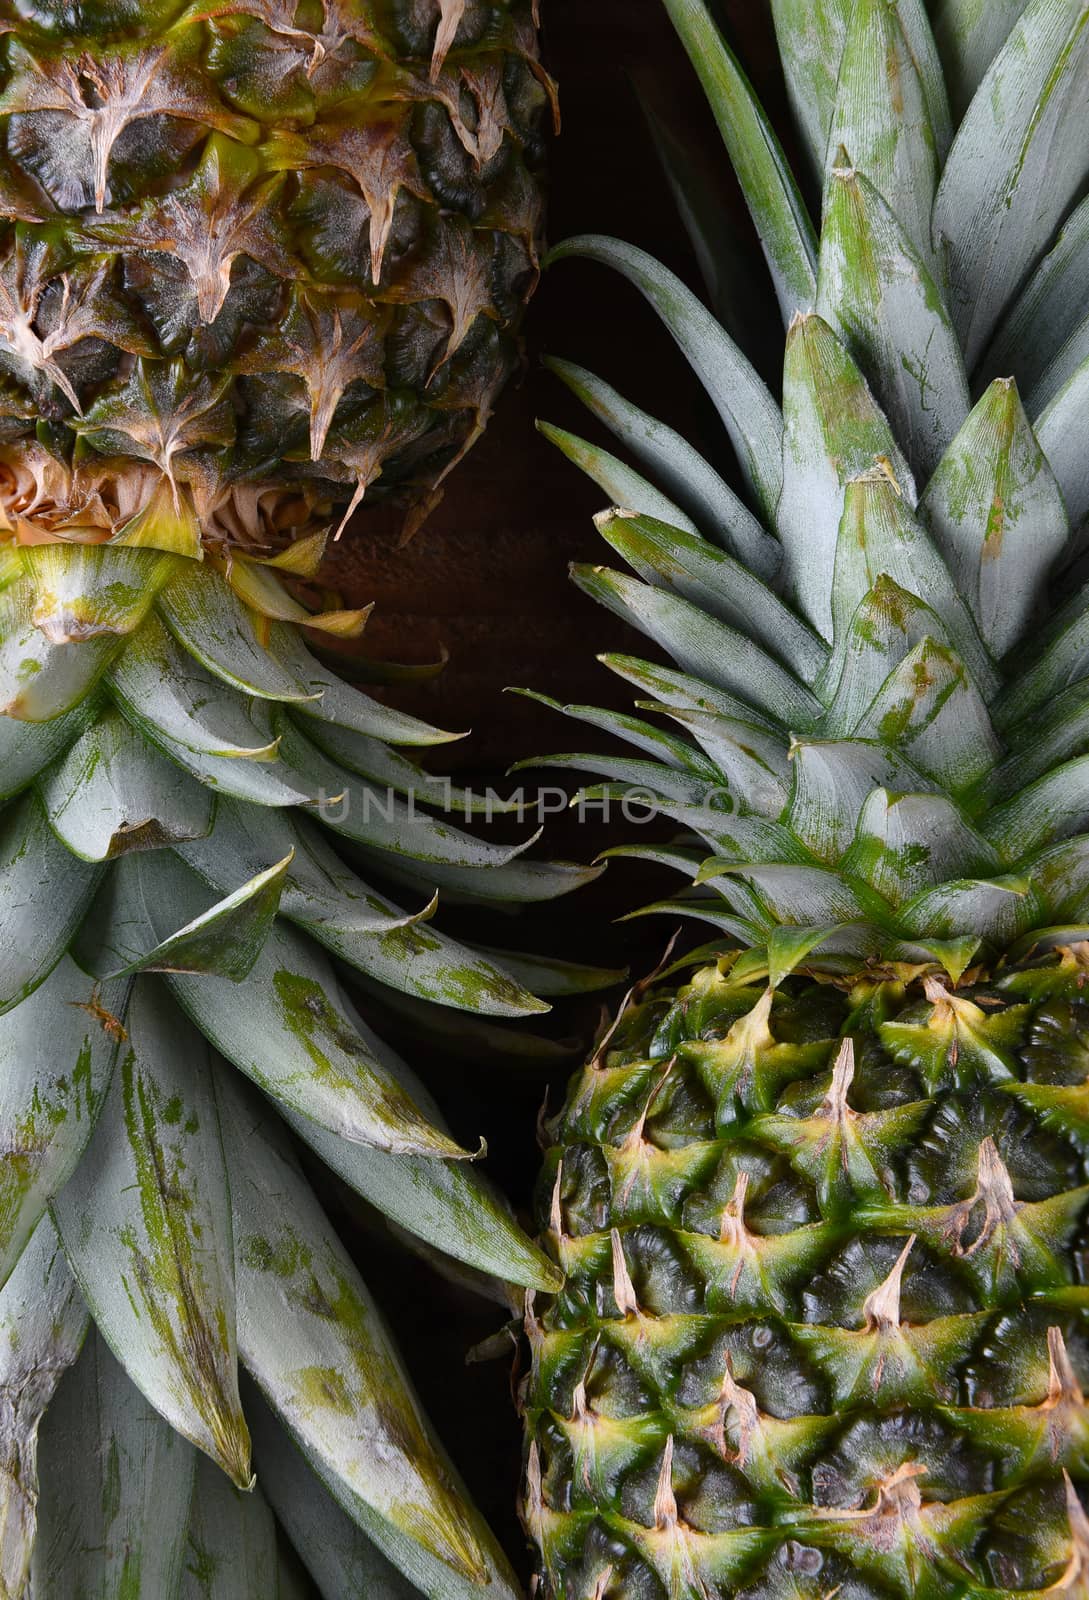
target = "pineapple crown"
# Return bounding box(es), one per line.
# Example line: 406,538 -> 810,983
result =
533,0 -> 1089,988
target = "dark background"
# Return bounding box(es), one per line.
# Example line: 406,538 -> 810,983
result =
319,0 -> 785,1582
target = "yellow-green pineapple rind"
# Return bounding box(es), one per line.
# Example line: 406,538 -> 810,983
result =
526,949 -> 1089,1598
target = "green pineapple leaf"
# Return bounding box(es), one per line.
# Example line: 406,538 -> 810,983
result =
0,1216 -> 88,1600
103,850 -> 291,983
0,792 -> 101,1013
182,1455 -> 280,1599
778,312 -> 915,641
981,191 -> 1089,410
596,509 -> 824,680
537,420 -> 700,538
33,1328 -> 196,1599
220,1077 -> 522,1600
546,236 -> 784,522
40,708 -> 215,862
818,157 -> 969,480
50,981 -> 251,1487
828,0 -> 944,278
922,378 -> 1069,658
934,0 -> 1089,366
0,956 -> 125,1286
247,1380 -> 418,1600
544,358 -> 778,574
661,0 -> 818,319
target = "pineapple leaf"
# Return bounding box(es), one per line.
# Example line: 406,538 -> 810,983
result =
896,875 -> 1040,943
0,1216 -> 87,1600
277,717 -> 549,872
537,419 -> 700,536
596,509 -> 825,681
156,565 -> 317,703
0,956 -> 124,1288
831,471 -> 998,694
178,800 -> 422,938
852,636 -> 1001,793
168,916 -> 473,1160
282,1096 -> 564,1293
1027,835 -> 1089,919
33,1329 -> 196,1600
517,751 -> 716,808
182,1455 -> 279,1599
39,707 -> 215,862
778,312 -> 916,641
547,236 -> 784,522
1035,349 -> 1089,529
0,700 -> 90,802
700,860 -> 870,925
275,629 -> 463,747
19,544 -> 180,641
994,587 -> 1089,728
50,981 -> 250,1487
601,652 -> 783,734
470,946 -> 628,999
570,563 -> 823,730
665,707 -> 792,817
817,159 -> 969,481
819,575 -> 948,730
544,358 -> 779,575
108,619 -> 301,769
512,688 -> 721,777
0,582 -> 123,723
922,378 -> 1069,657
934,0 -> 1089,367
616,797 -> 806,867
991,679 -> 1089,796
787,738 -> 938,862
766,921 -> 852,985
981,192 -> 1089,411
616,896 -> 764,941
361,848 -> 605,909
598,841 -> 707,876
892,0 -> 955,160
247,1381 -> 418,1600
219,1077 -> 523,1600
769,0 -> 852,183
0,791 -> 101,1014
827,0 -> 943,277
179,803 -> 546,1020
837,790 -> 1004,908
300,713 -> 521,817
103,850 -> 290,983
221,555 -> 370,637
660,0 -> 818,319
929,0 -> 1033,115
983,754 -> 1089,859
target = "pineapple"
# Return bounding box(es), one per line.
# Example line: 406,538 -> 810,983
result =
0,1 -> 580,1596
522,1 -> 1089,1595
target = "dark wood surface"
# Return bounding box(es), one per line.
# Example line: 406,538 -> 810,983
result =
320,0 -> 785,1582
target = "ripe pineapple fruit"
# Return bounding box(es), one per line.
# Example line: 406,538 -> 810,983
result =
0,1 -> 577,1596
523,1 -> 1089,1594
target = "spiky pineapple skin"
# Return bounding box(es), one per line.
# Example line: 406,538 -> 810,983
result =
0,0 -> 550,519
525,950 -> 1089,1598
